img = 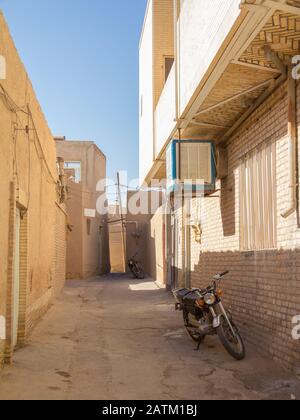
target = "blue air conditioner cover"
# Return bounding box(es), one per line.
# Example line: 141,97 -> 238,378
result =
166,140 -> 216,194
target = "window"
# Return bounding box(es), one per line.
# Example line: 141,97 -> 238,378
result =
164,56 -> 174,82
240,142 -> 277,251
64,162 -> 81,183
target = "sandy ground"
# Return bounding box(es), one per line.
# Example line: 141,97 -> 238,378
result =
0,274 -> 299,400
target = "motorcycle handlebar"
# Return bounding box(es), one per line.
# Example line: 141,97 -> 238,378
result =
213,271 -> 229,281
220,271 -> 229,277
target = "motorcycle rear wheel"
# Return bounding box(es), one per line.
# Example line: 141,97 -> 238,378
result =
129,262 -> 145,280
217,315 -> 245,360
134,262 -> 145,279
183,310 -> 205,343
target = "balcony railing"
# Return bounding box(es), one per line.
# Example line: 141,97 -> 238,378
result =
154,64 -> 176,159
178,0 -> 241,114
153,0 -> 241,162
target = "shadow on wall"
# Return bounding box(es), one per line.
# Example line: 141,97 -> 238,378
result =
125,218 -> 166,286
148,233 -> 158,283
148,214 -> 167,287
189,248 -> 300,373
221,175 -> 236,237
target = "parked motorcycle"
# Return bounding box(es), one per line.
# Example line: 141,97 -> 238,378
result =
173,271 -> 245,360
128,253 -> 145,280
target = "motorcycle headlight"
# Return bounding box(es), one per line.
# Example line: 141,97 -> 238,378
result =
204,293 -> 216,305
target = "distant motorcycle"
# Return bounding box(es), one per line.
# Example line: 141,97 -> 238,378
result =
173,271 -> 245,360
128,253 -> 145,280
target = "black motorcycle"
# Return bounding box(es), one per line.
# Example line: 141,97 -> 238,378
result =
128,253 -> 145,280
173,271 -> 245,360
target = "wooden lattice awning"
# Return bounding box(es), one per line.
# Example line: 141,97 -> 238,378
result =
184,4 -> 300,143
240,10 -> 300,67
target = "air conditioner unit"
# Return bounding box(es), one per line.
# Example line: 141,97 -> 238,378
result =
84,208 -> 96,218
166,140 -> 216,195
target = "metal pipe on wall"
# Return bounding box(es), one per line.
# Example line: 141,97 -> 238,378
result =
163,0 -> 181,289
184,195 -> 191,289
281,68 -> 297,218
173,0 -> 179,121
117,172 -> 127,272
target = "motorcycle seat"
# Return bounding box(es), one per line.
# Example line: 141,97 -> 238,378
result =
174,288 -> 200,304
173,288 -> 191,302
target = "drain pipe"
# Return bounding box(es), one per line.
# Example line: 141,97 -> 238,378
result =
184,195 -> 192,289
173,0 -> 179,121
281,68 -> 297,219
173,2 -> 191,288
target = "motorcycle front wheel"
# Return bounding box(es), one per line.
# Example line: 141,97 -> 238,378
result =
217,315 -> 245,360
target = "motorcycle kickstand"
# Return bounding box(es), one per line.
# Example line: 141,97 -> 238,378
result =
195,339 -> 202,351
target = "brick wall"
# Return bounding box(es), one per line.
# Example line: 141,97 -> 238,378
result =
0,345 -> 3,368
153,0 -> 174,107
180,81 -> 300,372
21,205 -> 66,340
1,182 -> 16,364
22,204 -> 66,338
25,290 -> 53,337
148,206 -> 166,285
56,141 -> 109,279
0,12 -> 66,364
53,204 -> 67,295
17,212 -> 29,346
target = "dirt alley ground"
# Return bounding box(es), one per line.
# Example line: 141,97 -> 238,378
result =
0,274 -> 299,400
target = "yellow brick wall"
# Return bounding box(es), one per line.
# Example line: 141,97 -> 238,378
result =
56,141 -> 110,279
153,0 -> 174,107
17,212 -> 29,346
53,204 -> 67,295
175,81 -> 300,372
148,206 -> 166,285
0,12 -> 65,363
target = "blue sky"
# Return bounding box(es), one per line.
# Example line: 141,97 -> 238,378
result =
0,0 -> 147,184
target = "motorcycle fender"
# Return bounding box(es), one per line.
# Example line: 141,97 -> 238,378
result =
213,315 -> 222,329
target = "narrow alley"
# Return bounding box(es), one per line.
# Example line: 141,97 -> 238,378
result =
0,275 -> 299,401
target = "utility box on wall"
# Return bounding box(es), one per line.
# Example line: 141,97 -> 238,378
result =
166,140 -> 216,194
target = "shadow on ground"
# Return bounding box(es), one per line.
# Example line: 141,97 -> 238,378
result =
0,274 -> 299,400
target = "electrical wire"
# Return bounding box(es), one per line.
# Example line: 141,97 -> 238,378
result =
0,83 -> 28,115
12,121 -> 20,187
27,107 -> 57,185
26,109 -> 31,209
0,82 -> 58,188
67,184 -> 110,196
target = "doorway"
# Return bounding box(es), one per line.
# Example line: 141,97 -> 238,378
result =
108,222 -> 126,274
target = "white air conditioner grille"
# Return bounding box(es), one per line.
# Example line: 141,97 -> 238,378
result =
179,142 -> 212,183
